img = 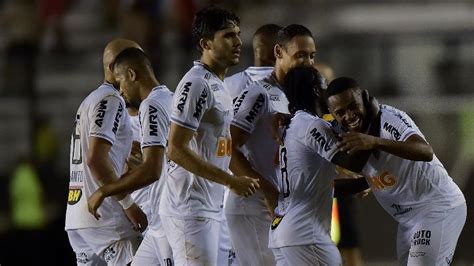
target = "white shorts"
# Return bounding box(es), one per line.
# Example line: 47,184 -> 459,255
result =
217,213 -> 239,266
67,227 -> 141,266
397,203 -> 466,266
225,214 -> 274,266
132,230 -> 173,266
161,216 -> 220,266
272,244 -> 342,266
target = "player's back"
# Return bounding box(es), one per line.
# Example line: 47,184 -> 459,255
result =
270,111 -> 337,249
361,105 -> 465,224
224,66 -> 273,100
160,62 -> 233,220
66,83 -> 133,230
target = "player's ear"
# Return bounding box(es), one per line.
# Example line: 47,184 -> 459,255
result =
200,38 -> 212,51
127,68 -> 137,81
275,44 -> 283,59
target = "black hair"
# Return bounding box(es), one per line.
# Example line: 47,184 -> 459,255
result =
326,77 -> 360,98
283,65 -> 326,115
253,24 -> 282,38
277,24 -> 313,48
191,6 -> 240,53
112,47 -> 152,71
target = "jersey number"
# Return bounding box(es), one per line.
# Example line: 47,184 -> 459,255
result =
71,116 -> 82,164
280,146 -> 290,198
216,137 -> 232,157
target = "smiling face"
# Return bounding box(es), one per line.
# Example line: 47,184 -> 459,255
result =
113,65 -> 140,109
207,24 -> 242,67
327,88 -> 367,132
277,35 -> 316,75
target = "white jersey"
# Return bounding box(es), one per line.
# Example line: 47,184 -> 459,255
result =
159,61 -> 233,220
224,66 -> 273,100
225,74 -> 289,216
362,105 -> 465,225
129,115 -> 151,218
138,85 -> 173,234
270,111 -> 339,248
66,83 -> 133,230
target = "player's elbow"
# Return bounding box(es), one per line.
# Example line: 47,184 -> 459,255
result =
420,146 -> 434,162
167,142 -> 182,164
86,153 -> 105,181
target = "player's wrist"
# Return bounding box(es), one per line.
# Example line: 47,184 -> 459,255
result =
118,194 -> 135,210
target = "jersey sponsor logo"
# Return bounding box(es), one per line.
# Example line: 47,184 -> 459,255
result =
391,203 -> 413,216
68,188 -> 82,205
233,90 -> 248,115
245,93 -> 265,123
216,137 -> 232,157
409,251 -> 426,258
70,170 -> 84,183
383,122 -> 401,140
309,128 -> 332,152
112,102 -> 124,135
412,230 -> 431,246
271,216 -> 283,230
177,82 -> 192,112
95,100 -> 108,127
269,95 -> 280,101
204,73 -> 211,80
148,105 -> 158,136
366,171 -> 396,190
193,88 -> 208,119
394,113 -> 412,128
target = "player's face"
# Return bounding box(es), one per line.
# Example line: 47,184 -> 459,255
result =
327,88 -> 367,132
209,24 -> 242,67
114,67 -> 140,109
280,36 -> 316,74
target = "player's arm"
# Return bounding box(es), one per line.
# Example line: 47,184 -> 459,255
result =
230,125 -> 279,214
333,177 -> 369,197
167,123 -> 259,197
338,110 -> 433,161
91,146 -> 164,199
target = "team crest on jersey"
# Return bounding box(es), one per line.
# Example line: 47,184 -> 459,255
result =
68,188 -> 82,205
271,216 -> 283,230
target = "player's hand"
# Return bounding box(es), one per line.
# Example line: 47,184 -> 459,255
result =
338,132 -> 379,154
88,189 -> 106,220
228,176 -> 260,197
362,89 -> 380,126
124,203 -> 148,233
270,113 -> 293,145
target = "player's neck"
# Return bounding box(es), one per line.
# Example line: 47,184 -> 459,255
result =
200,55 -> 227,80
139,78 -> 160,101
274,64 -> 286,86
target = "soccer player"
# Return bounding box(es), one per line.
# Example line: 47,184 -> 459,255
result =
224,23 -> 282,100
65,39 -> 147,265
227,24 -> 317,265
86,47 -> 174,265
326,77 -> 467,265
270,66 -> 370,266
158,7 -> 260,265
218,23 -> 282,266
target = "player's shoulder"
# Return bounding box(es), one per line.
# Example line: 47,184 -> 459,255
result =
244,66 -> 273,80
142,86 -> 173,111
85,83 -> 122,106
294,111 -> 330,128
380,104 -> 413,126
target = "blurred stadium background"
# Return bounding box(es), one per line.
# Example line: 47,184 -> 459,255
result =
0,0 -> 472,265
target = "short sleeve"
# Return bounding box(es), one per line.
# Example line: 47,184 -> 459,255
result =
139,100 -> 170,149
380,110 -> 420,142
231,85 -> 268,133
304,119 -> 340,161
171,78 -> 213,131
89,95 -> 125,144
